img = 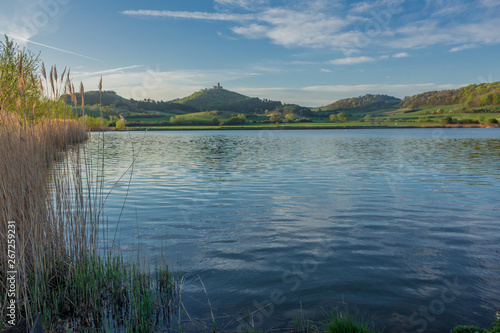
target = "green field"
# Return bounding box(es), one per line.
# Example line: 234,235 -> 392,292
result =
76,103 -> 500,130
122,105 -> 500,130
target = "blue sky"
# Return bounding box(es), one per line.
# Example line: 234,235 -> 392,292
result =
1,0 -> 500,106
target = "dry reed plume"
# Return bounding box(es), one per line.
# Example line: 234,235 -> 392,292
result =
1,43 -> 90,328
1,37 -> 174,331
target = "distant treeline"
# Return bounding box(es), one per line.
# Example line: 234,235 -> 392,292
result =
321,94 -> 401,112
272,104 -> 314,117
223,97 -> 282,114
402,82 -> 500,108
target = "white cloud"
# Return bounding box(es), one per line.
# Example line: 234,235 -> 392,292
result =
330,56 -> 376,65
231,24 -> 268,39
214,0 -> 269,10
122,1 -> 500,55
302,83 -> 465,98
387,14 -> 500,50
431,3 -> 467,16
350,0 -> 404,14
73,65 -> 144,78
303,83 -> 455,92
232,6 -> 360,49
321,68 -> 332,72
0,0 -> 72,43
0,2 -> 100,61
393,52 -> 409,58
449,44 -> 476,52
234,86 -> 319,106
122,3 -> 362,50
235,82 -> 468,106
0,33 -> 101,61
121,10 -> 255,21
480,0 -> 500,7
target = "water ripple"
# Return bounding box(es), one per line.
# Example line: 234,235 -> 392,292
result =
78,129 -> 500,332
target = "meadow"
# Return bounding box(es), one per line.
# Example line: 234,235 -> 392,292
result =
118,105 -> 500,131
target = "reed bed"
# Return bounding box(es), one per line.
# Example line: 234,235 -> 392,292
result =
1,38 -> 176,332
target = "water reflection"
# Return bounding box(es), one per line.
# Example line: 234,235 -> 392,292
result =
76,129 -> 500,332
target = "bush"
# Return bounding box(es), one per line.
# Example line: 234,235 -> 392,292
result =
297,117 -> 313,123
452,326 -> 486,333
226,113 -> 246,125
270,114 -> 281,123
79,115 -> 110,128
126,121 -> 171,127
442,116 -> 457,124
487,118 -> 499,124
323,311 -> 380,333
337,112 -> 347,122
116,119 -> 126,130
285,113 -> 297,122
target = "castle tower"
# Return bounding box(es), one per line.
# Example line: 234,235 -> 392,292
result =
212,82 -> 223,90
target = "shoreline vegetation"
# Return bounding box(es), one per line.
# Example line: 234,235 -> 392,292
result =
1,38 -> 499,332
120,123 -> 499,132
0,38 -> 175,332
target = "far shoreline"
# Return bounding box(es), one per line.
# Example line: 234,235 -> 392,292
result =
100,123 -> 500,132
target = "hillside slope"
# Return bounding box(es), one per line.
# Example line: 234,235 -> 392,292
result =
321,94 -> 401,112
175,88 -> 250,111
174,88 -> 282,113
402,81 -> 500,108
62,91 -> 199,114
62,90 -> 131,107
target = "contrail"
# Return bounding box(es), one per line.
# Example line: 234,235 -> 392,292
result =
1,33 -> 102,62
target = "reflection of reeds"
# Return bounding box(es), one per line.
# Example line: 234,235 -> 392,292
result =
1,40 -> 175,331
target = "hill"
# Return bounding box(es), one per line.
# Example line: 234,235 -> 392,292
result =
62,90 -> 131,108
175,87 -> 248,110
320,94 -> 401,112
62,90 -> 199,114
402,81 -> 500,108
62,87 -> 286,117
174,87 -> 282,114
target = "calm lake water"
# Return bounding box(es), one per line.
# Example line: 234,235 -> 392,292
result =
85,128 -> 500,332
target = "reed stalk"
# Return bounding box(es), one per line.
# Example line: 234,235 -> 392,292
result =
1,37 -> 176,332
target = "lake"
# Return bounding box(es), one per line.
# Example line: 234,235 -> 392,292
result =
84,128 -> 500,332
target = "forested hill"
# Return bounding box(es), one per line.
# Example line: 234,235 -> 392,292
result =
62,88 -> 284,114
402,81 -> 500,108
62,90 -> 199,113
62,90 -> 130,107
174,87 -> 282,113
320,94 -> 401,112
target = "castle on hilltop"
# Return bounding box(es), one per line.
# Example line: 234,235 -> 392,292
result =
212,82 -> 223,90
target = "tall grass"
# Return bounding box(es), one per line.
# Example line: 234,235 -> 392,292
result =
0,37 -> 176,332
